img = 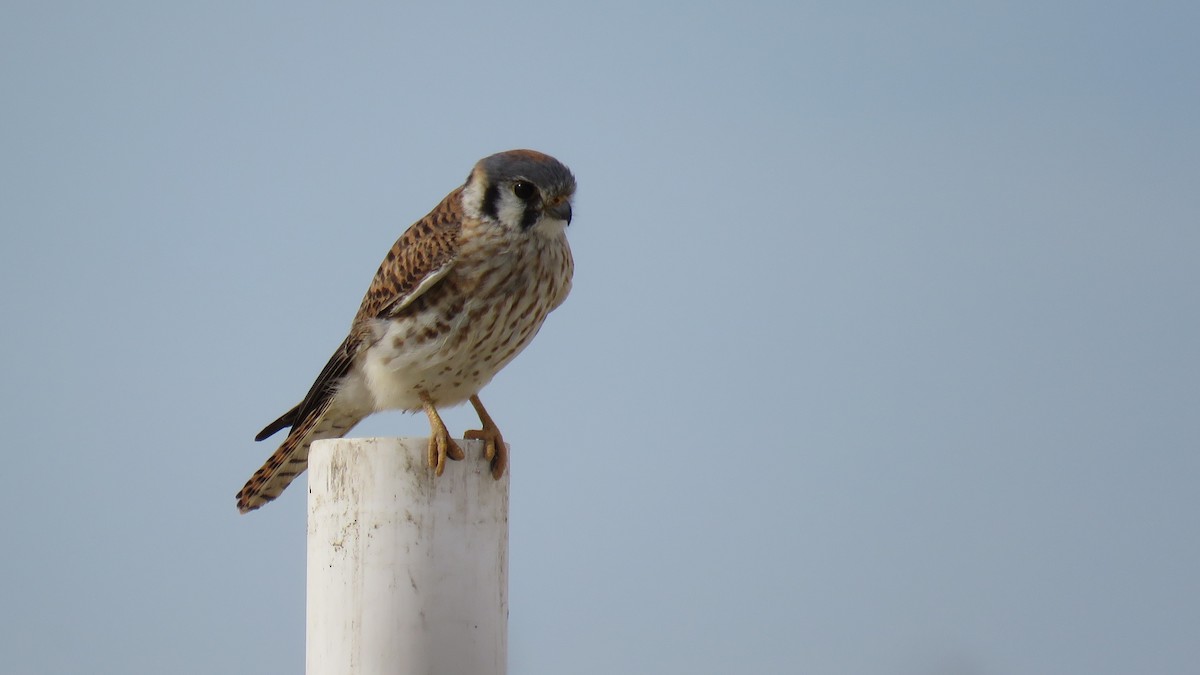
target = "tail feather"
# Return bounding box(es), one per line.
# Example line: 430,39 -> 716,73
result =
237,406 -> 365,513
242,334 -> 362,513
255,404 -> 300,442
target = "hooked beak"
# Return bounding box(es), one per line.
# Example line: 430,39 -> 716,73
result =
545,199 -> 572,225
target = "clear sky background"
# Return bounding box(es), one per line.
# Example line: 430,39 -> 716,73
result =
2,2 -> 1197,673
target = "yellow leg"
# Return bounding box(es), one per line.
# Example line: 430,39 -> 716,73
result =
421,393 -> 464,475
464,394 -> 508,480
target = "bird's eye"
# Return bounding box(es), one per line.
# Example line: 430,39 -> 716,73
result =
512,181 -> 536,200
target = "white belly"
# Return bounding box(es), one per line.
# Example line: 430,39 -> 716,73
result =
358,284 -> 559,411
360,314 -> 493,410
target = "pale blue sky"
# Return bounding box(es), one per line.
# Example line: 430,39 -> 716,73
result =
2,2 -> 1197,673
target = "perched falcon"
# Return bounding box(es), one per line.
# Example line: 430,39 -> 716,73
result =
236,150 -> 575,513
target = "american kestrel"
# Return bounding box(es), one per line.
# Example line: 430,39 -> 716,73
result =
236,149 -> 575,513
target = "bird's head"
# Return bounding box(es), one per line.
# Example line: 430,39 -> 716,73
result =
463,149 -> 576,238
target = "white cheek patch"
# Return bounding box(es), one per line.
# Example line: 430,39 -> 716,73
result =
461,178 -> 486,220
495,192 -> 528,231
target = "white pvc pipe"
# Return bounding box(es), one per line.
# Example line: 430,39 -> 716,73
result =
306,437 -> 509,675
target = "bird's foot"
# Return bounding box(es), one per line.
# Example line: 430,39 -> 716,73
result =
422,394 -> 464,476
427,428 -> 465,476
466,394 -> 508,480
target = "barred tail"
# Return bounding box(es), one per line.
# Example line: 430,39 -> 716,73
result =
236,405 -> 364,513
